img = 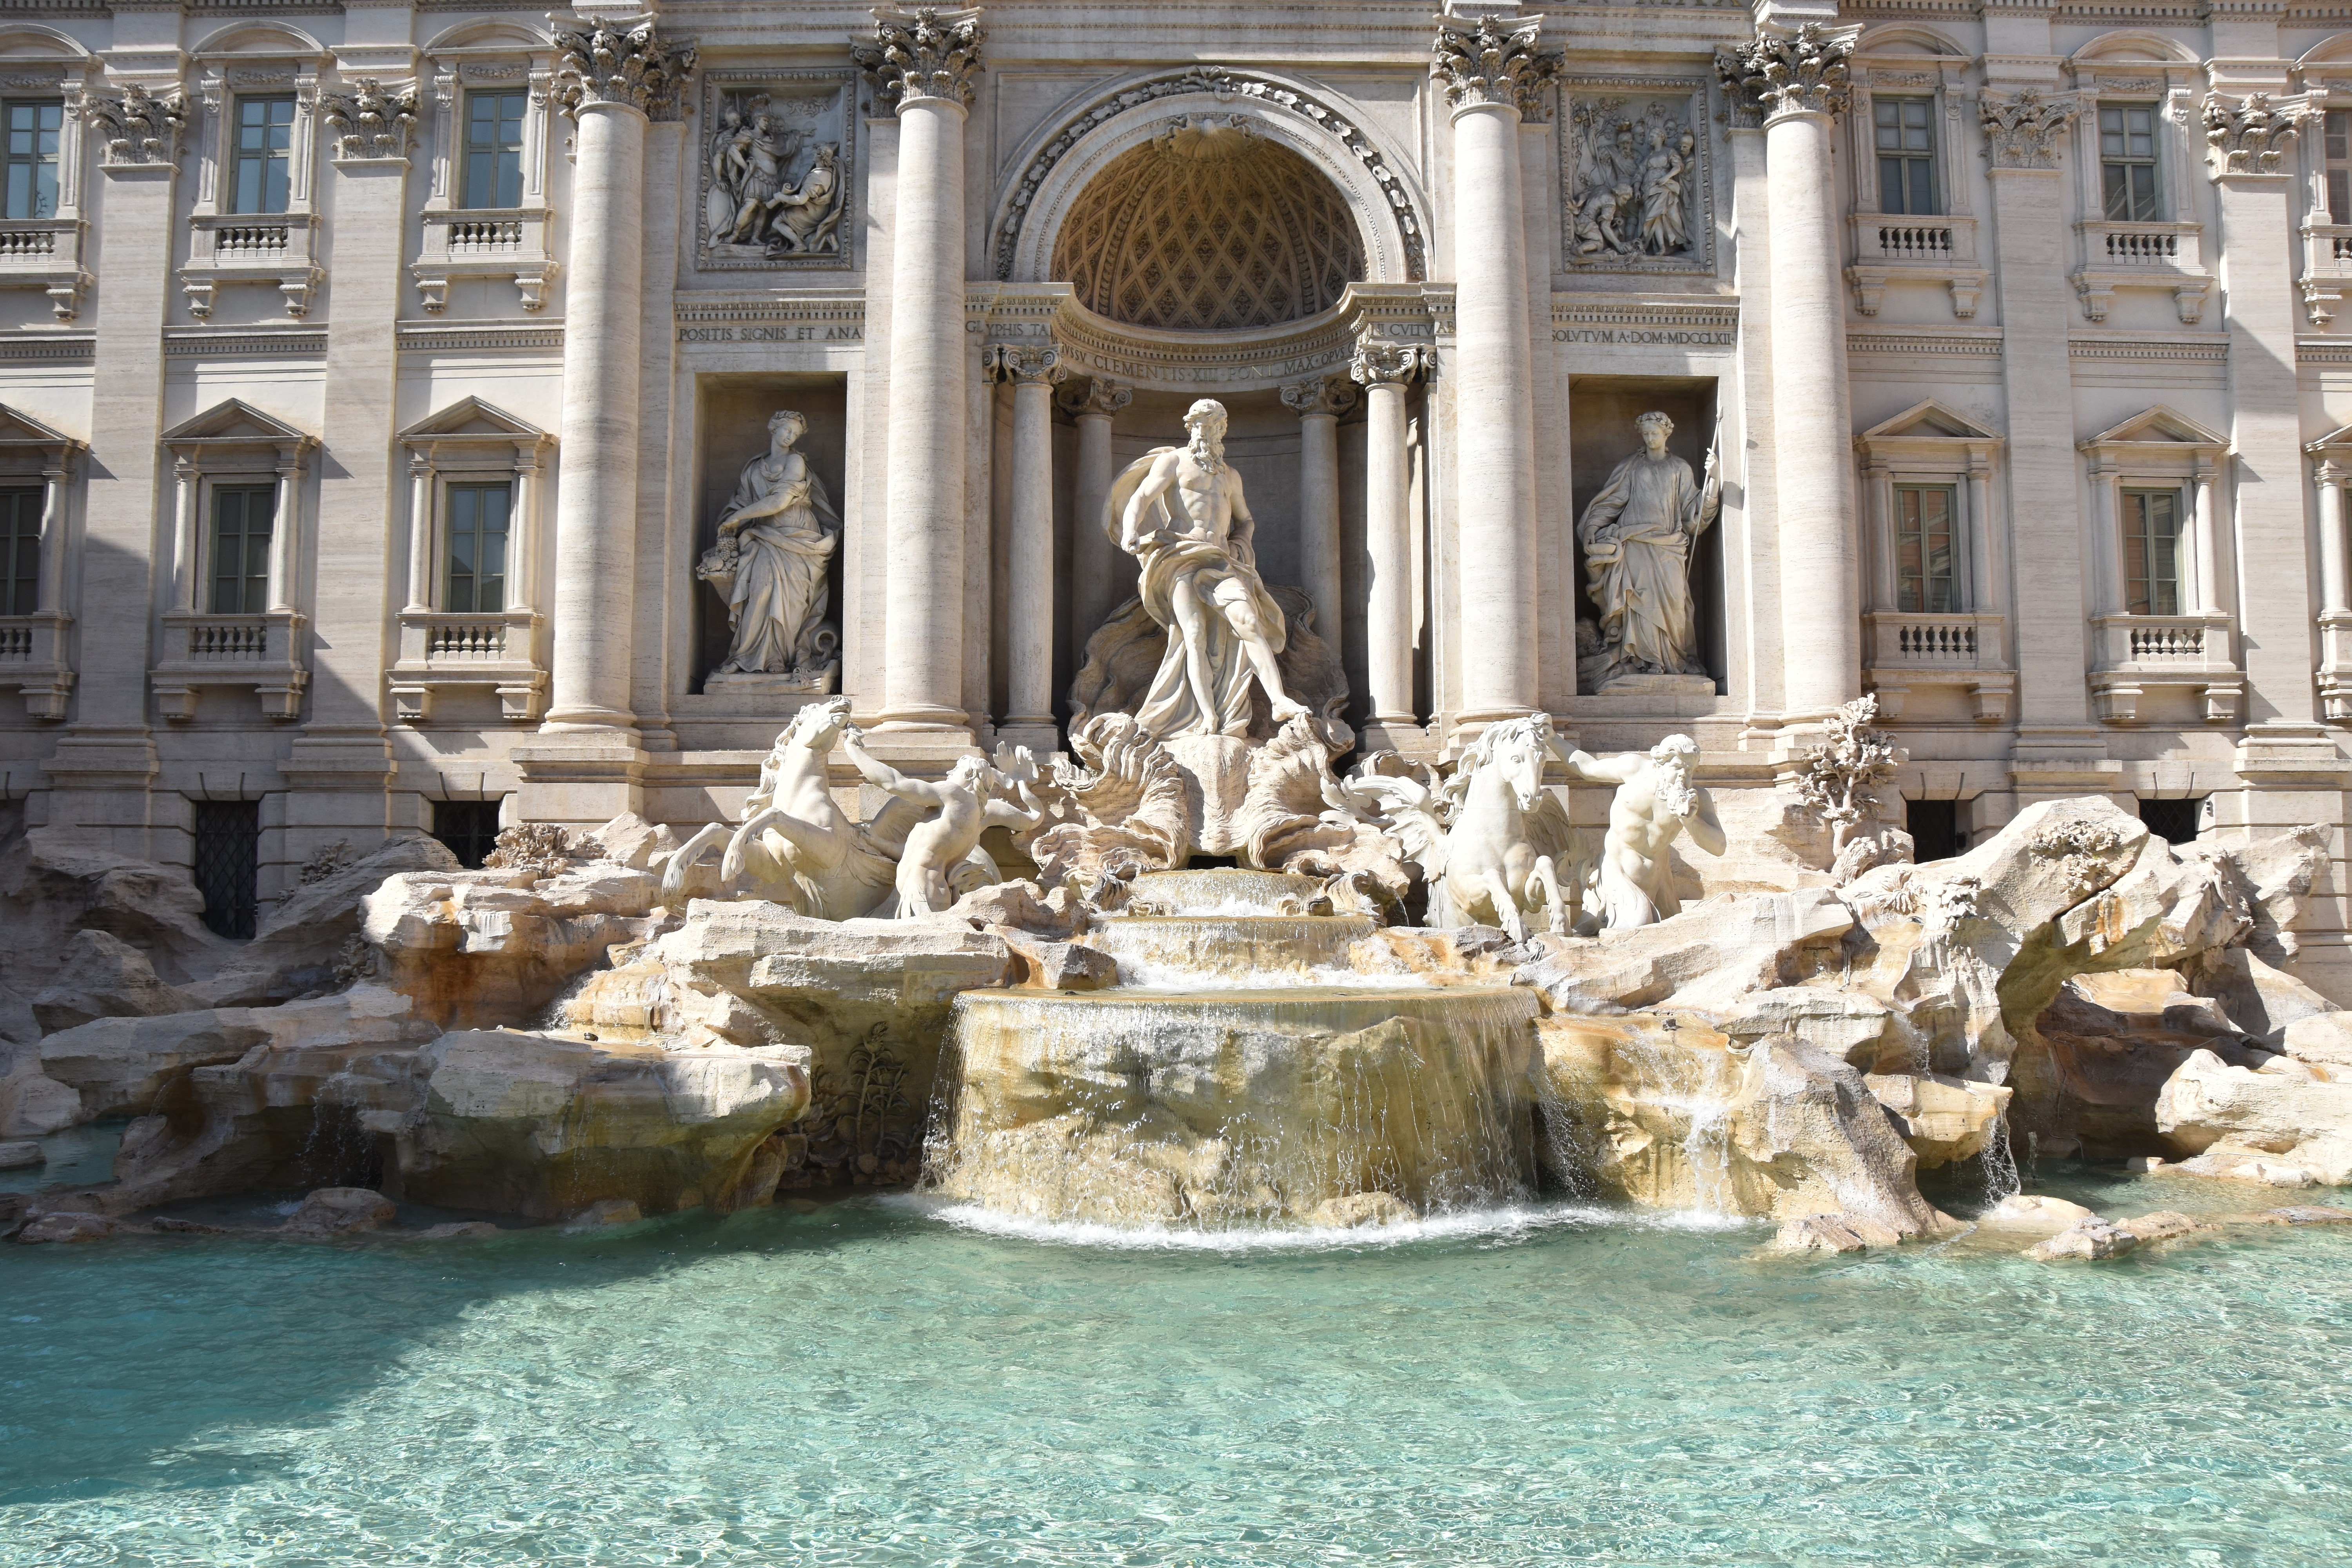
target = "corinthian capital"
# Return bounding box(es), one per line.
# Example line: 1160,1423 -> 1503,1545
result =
856,6 -> 985,113
1350,343 -> 1428,387
1281,375 -> 1359,418
323,79 -> 420,162
1979,89 -> 2078,171
1058,376 -> 1131,419
553,18 -> 697,122
1430,12 -> 1557,121
87,83 -> 187,168
1715,23 -> 1858,125
986,343 -> 1062,386
2203,89 -> 2314,178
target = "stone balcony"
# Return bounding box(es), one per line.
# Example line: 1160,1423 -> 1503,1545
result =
388,609 -> 545,723
2089,612 -> 2241,724
2299,223 -> 2352,326
0,218 -> 89,322
1864,611 -> 2013,722
0,610 -> 73,719
414,209 -> 558,314
181,213 -> 322,319
151,610 -> 307,721
2072,219 -> 2208,324
1844,213 -> 1985,318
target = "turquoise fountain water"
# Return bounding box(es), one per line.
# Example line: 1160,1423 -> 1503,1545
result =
4,1172 -> 2350,1566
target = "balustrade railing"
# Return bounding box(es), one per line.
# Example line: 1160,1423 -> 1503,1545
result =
0,624 -> 30,659
213,225 -> 291,257
2125,619 -> 2207,660
426,621 -> 510,659
188,619 -> 271,659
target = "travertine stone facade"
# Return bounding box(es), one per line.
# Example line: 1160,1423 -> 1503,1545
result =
3,0 -> 2352,994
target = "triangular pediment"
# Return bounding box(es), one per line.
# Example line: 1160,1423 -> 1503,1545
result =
161,398 -> 310,446
398,396 -> 543,441
1861,398 -> 2000,442
2083,405 -> 2227,449
2307,421 -> 2352,454
0,402 -> 80,450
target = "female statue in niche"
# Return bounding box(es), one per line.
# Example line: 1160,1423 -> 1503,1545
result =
1577,410 -> 1719,686
698,409 -> 841,690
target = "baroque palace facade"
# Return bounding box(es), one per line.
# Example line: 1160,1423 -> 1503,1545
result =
2,0 -> 2351,990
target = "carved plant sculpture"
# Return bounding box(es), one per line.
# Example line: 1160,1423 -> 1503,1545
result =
1794,694 -> 1903,875
323,79 -> 420,161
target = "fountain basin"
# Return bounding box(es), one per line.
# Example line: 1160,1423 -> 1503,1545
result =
1082,913 -> 1381,981
928,985 -> 1540,1228
1122,868 -> 1328,915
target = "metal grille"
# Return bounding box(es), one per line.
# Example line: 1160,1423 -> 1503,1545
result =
432,799 -> 504,870
192,799 -> 260,939
2138,797 -> 2203,847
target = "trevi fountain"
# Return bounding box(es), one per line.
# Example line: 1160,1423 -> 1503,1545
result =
6,3 -> 2352,1564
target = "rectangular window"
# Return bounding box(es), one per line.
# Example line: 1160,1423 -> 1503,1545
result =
1894,485 -> 1960,613
432,798 -> 505,870
2099,104 -> 2162,222
463,91 -> 527,210
1906,799 -> 1966,862
210,485 -> 275,615
2138,795 -> 2204,846
0,487 -> 38,617
2121,488 -> 2183,616
192,799 -> 260,940
2329,110 -> 2352,225
231,94 -> 297,215
3,99 -> 62,220
1873,98 -> 1938,216
444,482 -> 511,613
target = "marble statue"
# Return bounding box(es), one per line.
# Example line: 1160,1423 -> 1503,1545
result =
697,409 -> 841,691
1332,715 -> 1581,942
1577,411 -> 1720,687
1567,97 -> 1699,263
842,730 -> 1044,917
767,143 -> 844,254
1107,398 -> 1309,738
1564,734 -> 1725,929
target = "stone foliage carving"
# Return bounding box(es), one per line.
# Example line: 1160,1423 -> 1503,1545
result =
1715,24 -> 1857,125
1430,13 -> 1558,120
1349,343 -> 1425,387
87,84 -> 187,168
701,81 -> 849,264
1565,87 -> 1703,267
2203,90 -> 2312,178
986,343 -> 1062,386
1794,695 -> 1907,881
993,68 -> 1426,284
1565,735 -> 1726,930
553,19 -> 697,121
697,410 -> 841,693
1061,375 -> 1132,420
322,79 -> 419,162
1577,411 -> 1720,688
854,6 -> 985,112
1279,375 -> 1356,419
1979,88 -> 2077,171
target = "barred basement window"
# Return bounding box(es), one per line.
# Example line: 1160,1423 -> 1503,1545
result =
1893,484 -> 1959,613
1906,798 -> 1965,862
2138,795 -> 2203,846
192,799 -> 260,940
432,798 -> 503,869
0,486 -> 38,616
2121,488 -> 2183,616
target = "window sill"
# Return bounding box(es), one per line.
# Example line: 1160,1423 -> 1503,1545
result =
0,609 -> 72,719
415,208 -> 558,314
151,609 -> 307,721
390,608 -> 544,723
0,219 -> 89,321
2090,611 -> 2241,724
1864,610 -> 2010,722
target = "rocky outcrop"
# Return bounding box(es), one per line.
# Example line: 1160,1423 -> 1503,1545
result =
30,930 -> 194,1034
1513,888 -> 1853,1013
2154,1046 -> 2352,1185
1863,1073 -> 2010,1167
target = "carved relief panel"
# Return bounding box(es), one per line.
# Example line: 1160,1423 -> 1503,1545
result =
697,71 -> 856,271
1559,78 -> 1715,276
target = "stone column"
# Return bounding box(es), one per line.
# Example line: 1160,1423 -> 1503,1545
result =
47,81 -> 189,857
404,457 -> 434,613
1282,374 -> 1356,667
2190,460 -> 2221,616
1967,456 -> 2001,618
2318,461 -> 2350,617
1720,23 -> 1862,729
540,20 -> 693,735
36,460 -> 67,619
1433,11 -> 1553,727
858,6 -> 985,734
1352,344 -> 1425,734
989,342 -> 1062,752
1063,375 -> 1131,672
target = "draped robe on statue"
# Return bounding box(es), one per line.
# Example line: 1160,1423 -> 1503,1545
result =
701,451 -> 841,677
1577,450 -> 1713,680
1104,446 -> 1289,739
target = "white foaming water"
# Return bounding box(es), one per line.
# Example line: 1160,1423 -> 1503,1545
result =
1107,958 -> 1434,991
892,1193 -> 1757,1252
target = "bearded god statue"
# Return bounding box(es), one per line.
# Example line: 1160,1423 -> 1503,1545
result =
1105,398 -> 1310,739
1577,410 -> 1720,688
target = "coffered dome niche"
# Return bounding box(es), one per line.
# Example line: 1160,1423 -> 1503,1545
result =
1051,116 -> 1365,332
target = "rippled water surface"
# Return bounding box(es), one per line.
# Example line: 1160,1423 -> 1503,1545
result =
4,1180 -> 2350,1567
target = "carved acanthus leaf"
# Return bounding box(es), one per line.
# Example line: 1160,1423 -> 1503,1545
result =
854,6 -> 985,113
323,78 -> 420,161
1430,13 -> 1558,121
1280,375 -> 1357,418
87,83 -> 187,167
553,20 -> 697,122
1978,88 -> 2078,171
1715,24 -> 1857,124
2203,89 -> 2313,178
985,343 -> 1063,385
1350,343 -> 1426,388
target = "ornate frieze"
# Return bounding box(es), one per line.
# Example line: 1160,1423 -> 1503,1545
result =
552,19 -> 697,122
1430,13 -> 1557,121
1562,80 -> 1712,273
986,343 -> 1063,386
323,79 -> 420,162
854,6 -> 985,113
1978,88 -> 2077,171
1714,24 -> 1857,125
1350,343 -> 1426,387
2203,90 -> 2312,178
698,73 -> 855,270
87,84 -> 187,169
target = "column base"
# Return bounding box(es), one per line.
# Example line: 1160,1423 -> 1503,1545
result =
871,701 -> 973,739
995,719 -> 1062,759
510,737 -> 648,829
539,704 -> 642,738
